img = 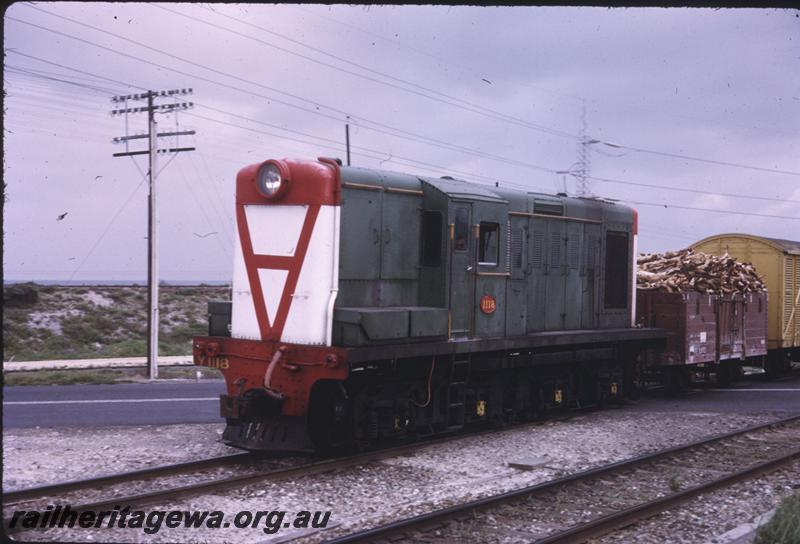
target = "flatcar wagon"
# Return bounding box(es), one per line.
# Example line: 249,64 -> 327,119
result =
193,157 -> 665,452
691,234 -> 800,375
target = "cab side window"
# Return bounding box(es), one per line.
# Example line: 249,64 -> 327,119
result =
454,208 -> 469,251
478,222 -> 499,266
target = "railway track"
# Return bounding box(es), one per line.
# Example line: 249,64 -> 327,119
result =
324,413 -> 800,543
6,413 -> 797,540
3,452 -> 255,504
2,414 -> 578,533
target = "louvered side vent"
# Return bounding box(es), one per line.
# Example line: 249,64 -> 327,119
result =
511,227 -> 523,268
550,232 -> 562,267
534,200 -> 565,216
567,236 -> 580,269
532,232 -> 545,268
586,234 -> 597,271
507,221 -> 512,271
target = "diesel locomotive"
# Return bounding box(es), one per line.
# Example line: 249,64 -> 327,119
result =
193,156 -> 666,452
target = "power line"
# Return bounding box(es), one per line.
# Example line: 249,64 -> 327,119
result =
194,3 -> 800,155
15,50 -> 793,197
623,199 -> 800,222
190,100 -> 554,176
590,175 -> 800,205
14,14 -> 796,180
67,172 -> 148,281
590,140 -> 800,177
11,49 -> 551,176
5,65 -> 124,95
292,5 -> 795,139
182,110 -> 534,189
8,49 -> 799,224
174,159 -> 233,259
196,3 -> 800,178
293,5 -> 588,103
187,112 -> 800,223
66,151 -> 184,282
182,150 -> 236,246
7,90 -> 121,122
186,151 -> 236,242
6,64 -> 126,88
8,13 -> 560,173
6,18 -> 352,122
157,3 -> 575,139
19,66 -> 785,199
191,105 -> 800,222
7,50 -> 146,91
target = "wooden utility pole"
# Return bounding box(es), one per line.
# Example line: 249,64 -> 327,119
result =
111,88 -> 196,379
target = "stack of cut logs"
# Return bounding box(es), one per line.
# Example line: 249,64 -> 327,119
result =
637,249 -> 766,294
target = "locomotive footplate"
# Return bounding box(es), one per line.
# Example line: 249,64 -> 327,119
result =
222,417 -> 314,452
220,394 -> 314,452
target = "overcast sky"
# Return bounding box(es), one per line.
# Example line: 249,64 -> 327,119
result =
4,4 -> 799,282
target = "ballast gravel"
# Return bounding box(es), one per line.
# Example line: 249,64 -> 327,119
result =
3,423 -> 232,491
3,409 -> 794,543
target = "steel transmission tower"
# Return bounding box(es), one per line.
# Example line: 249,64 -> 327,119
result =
574,100 -> 592,196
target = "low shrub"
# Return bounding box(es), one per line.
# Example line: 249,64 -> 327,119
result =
755,492 -> 800,544
3,283 -> 39,308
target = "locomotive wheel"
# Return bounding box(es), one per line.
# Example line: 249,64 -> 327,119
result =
623,361 -> 642,401
308,381 -> 353,454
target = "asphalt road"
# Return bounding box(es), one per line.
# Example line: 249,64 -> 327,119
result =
638,372 -> 800,414
2,374 -> 799,429
2,380 -> 226,428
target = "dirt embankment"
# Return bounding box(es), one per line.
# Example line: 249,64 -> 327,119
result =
3,283 -> 230,362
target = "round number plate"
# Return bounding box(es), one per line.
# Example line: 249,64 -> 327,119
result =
480,295 -> 496,315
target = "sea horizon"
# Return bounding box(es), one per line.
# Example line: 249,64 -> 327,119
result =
3,279 -> 231,286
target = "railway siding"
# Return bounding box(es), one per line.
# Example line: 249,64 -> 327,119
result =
5,410 -> 794,543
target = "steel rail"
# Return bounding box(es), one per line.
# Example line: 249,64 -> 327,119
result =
3,412 -> 578,509
3,452 -> 255,504
2,415 -> 576,533
323,412 -> 800,544
535,448 -> 800,544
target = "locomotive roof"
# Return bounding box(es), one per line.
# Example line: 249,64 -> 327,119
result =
341,164 -> 548,204
338,163 -> 632,222
419,176 -> 508,203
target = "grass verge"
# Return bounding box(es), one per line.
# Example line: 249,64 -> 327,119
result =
754,491 -> 800,544
4,369 -> 130,386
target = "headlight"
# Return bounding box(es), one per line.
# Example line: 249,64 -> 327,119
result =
256,162 -> 288,199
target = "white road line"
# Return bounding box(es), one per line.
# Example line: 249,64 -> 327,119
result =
3,397 -> 219,406
709,388 -> 800,392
